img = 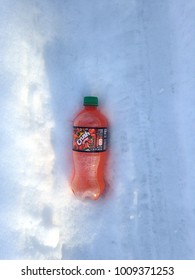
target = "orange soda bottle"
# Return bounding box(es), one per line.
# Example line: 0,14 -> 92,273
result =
71,96 -> 108,200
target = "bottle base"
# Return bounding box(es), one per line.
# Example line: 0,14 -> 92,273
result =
71,188 -> 102,200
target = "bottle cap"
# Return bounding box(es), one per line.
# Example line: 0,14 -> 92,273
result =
83,96 -> 98,106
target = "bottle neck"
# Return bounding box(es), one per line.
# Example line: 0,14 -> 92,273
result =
84,105 -> 98,111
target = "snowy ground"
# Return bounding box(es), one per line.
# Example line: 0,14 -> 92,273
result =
0,0 -> 195,260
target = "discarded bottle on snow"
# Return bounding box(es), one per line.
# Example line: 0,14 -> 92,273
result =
71,96 -> 108,200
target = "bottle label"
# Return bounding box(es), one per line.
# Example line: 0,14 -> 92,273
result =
73,126 -> 108,152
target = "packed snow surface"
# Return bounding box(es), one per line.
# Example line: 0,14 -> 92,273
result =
0,0 -> 195,259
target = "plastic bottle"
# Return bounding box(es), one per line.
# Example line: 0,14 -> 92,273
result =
71,96 -> 108,200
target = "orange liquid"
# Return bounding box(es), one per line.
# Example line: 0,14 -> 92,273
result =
71,106 -> 108,200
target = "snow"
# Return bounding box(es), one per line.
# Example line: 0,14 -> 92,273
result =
0,0 -> 195,260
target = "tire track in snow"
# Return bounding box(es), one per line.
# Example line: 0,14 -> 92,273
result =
169,0 -> 195,258
133,0 -> 191,259
132,0 -> 172,259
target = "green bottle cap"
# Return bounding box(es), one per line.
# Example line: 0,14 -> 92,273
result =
83,96 -> 98,106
